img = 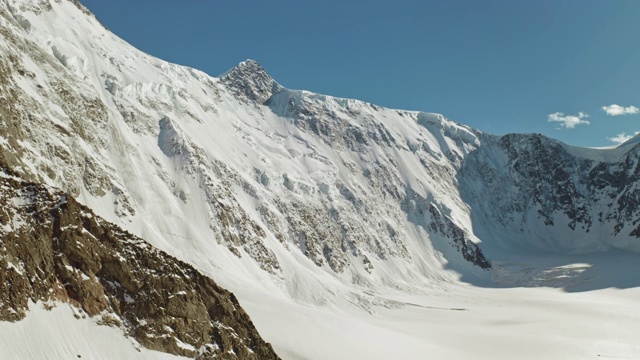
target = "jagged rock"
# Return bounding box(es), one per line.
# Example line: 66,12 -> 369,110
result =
221,59 -> 283,104
460,134 -> 640,253
0,168 -> 279,359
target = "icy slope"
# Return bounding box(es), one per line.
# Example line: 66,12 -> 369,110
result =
0,301 -> 185,360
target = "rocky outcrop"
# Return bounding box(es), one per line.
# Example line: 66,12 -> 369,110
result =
427,204 -> 491,269
221,59 -> 283,104
0,168 -> 279,359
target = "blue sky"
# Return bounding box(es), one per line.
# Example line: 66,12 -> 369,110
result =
82,0 -> 640,147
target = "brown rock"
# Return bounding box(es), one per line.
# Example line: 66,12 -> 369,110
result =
0,170 -> 280,359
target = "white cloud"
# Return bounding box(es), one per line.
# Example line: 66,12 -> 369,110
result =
602,104 -> 639,116
607,131 -> 640,145
547,112 -> 590,129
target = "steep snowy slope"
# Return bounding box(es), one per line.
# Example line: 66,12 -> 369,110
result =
2,0 -> 640,359
0,0 -> 490,305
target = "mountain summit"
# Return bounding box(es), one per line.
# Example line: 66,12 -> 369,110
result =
221,59 -> 283,104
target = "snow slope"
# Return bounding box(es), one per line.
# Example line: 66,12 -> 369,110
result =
0,0 -> 490,305
1,0 -> 640,358
0,301 -> 186,360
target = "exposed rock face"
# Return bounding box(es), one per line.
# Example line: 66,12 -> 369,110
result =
221,59 -> 283,104
0,168 -> 279,359
460,134 -> 640,253
427,204 -> 490,269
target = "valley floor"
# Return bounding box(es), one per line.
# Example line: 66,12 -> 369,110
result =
239,251 -> 640,360
2,251 -> 639,360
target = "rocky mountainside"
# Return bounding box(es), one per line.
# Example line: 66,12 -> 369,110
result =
0,166 -> 279,359
460,133 -> 640,255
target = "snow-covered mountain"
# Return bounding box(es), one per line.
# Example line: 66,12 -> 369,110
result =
0,0 -> 492,297
461,133 -> 640,255
2,0 -> 640,358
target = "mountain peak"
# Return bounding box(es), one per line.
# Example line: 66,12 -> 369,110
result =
221,59 -> 283,104
235,58 -> 263,70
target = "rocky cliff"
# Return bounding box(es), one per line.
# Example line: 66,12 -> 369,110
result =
0,167 -> 279,359
460,133 -> 640,255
